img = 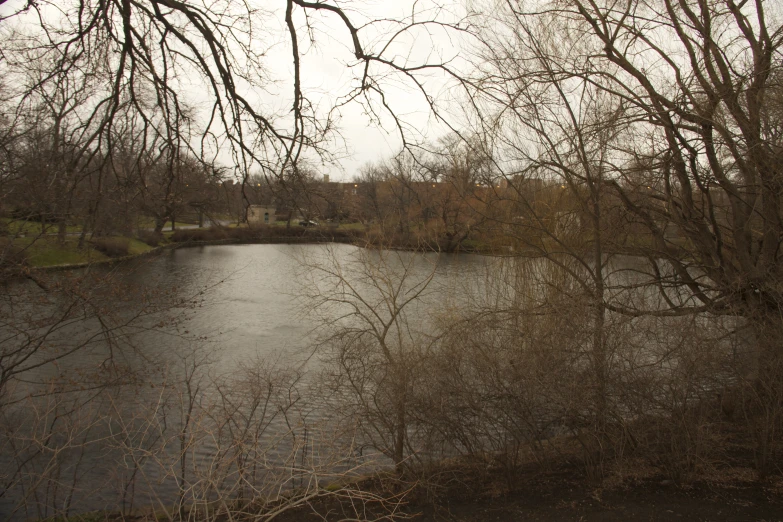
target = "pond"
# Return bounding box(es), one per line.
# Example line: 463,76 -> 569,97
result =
0,244 -> 746,520
0,243 -> 489,520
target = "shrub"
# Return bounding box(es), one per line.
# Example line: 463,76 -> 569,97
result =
0,238 -> 29,277
168,224 -> 366,243
170,227 -> 230,242
92,237 -> 130,257
138,230 -> 164,247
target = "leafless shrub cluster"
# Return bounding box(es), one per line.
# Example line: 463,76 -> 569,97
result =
301,242 -> 772,490
299,244 -> 439,473
368,0 -> 783,487
0,262 -> 417,520
0,346 -> 404,520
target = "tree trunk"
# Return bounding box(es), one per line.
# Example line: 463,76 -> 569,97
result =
154,216 -> 165,234
745,310 -> 783,478
77,227 -> 87,249
58,221 -> 67,245
592,195 -> 607,437
394,396 -> 406,471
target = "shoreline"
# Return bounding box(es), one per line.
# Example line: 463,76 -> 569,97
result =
23,230 -> 480,273
28,234 -> 362,272
23,226 -> 659,274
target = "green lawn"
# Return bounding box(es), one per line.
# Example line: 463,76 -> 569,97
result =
126,237 -> 156,255
1,217 -> 83,236
6,235 -> 156,268
2,217 -> 204,236
13,237 -> 109,267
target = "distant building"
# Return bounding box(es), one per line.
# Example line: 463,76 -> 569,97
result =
554,210 -> 583,237
247,205 -> 276,226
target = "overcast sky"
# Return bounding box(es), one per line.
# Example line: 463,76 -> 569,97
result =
275,0 -> 472,181
0,0 -> 474,180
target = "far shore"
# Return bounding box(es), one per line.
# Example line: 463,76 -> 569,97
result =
8,220 -> 677,276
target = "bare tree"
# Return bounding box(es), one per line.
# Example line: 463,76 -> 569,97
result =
470,0 -> 783,344
1,0 -> 475,205
300,244 -> 439,470
456,0 -> 783,476
0,345 -> 411,520
420,134 -> 495,251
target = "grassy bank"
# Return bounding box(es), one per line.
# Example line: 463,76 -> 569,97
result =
2,222 -> 684,272
1,223 -> 369,272
167,223 -> 365,244
166,224 -> 503,254
1,234 -> 156,269
1,217 -> 198,237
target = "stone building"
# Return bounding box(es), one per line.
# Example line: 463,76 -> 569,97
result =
247,205 -> 276,226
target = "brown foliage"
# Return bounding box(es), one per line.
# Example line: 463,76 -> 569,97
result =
91,237 -> 130,257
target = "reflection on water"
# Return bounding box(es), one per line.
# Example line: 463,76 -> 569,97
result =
1,244 -> 740,520
121,244 -> 317,366
0,243 -> 487,520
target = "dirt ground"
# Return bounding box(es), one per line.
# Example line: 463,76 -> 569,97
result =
415,475 -> 783,521
274,466 -> 783,522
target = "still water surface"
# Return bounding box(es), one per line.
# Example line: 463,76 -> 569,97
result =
4,243 -> 725,519
1,243 -> 488,519
116,243 -> 485,366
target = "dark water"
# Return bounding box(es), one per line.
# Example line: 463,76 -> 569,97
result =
0,243 -> 488,520
0,245 -> 742,520
121,243 -> 320,365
